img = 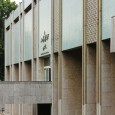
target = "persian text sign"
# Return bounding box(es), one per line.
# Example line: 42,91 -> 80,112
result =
39,0 -> 51,57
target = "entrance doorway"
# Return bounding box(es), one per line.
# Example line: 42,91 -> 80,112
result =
38,104 -> 51,115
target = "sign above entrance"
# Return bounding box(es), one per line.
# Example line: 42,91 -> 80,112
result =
39,0 -> 51,57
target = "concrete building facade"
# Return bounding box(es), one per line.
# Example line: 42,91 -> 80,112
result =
4,0 -> 115,115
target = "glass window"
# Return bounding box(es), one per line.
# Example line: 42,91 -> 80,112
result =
44,57 -> 51,81
102,0 -> 115,39
62,0 -> 83,50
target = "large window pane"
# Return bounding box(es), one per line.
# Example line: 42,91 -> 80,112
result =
102,0 -> 115,40
62,0 -> 83,50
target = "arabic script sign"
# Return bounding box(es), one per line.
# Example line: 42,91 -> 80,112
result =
40,31 -> 50,55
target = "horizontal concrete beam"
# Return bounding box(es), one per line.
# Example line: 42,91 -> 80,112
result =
0,82 -> 52,104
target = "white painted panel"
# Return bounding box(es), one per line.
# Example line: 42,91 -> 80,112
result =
33,5 -> 38,58
5,16 -> 11,28
62,0 -> 83,50
13,21 -> 20,64
102,0 -> 115,40
20,18 -> 23,62
24,10 -> 33,61
13,6 -> 20,20
5,30 -> 11,66
24,0 -> 32,9
39,0 -> 51,57
20,2 -> 23,13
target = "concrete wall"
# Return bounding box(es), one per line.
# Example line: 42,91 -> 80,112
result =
13,64 -> 19,81
24,61 -> 32,81
13,104 -> 20,115
23,104 -> 33,115
53,54 -> 58,115
5,104 -> 12,115
0,82 -> 52,104
87,44 -> 96,115
4,0 -> 115,115
5,104 -> 38,115
62,48 -> 82,115
37,58 -> 44,81
101,40 -> 115,115
5,66 -> 10,81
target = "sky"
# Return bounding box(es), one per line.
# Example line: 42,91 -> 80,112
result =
11,0 -> 22,4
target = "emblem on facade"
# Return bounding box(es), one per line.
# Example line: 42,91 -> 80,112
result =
41,31 -> 49,51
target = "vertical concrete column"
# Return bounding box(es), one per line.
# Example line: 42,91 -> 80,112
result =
31,0 -> 34,81
5,104 -> 12,115
36,1 -> 39,81
21,62 -> 24,81
10,16 -> 12,68
21,1 -> 24,82
52,54 -> 58,115
36,59 -> 38,81
32,59 -> 37,81
19,3 -> 22,82
10,15 -> 14,113
12,65 -> 14,81
12,104 -> 20,115
33,0 -> 39,81
11,104 -> 13,115
58,0 -> 62,114
19,104 -> 21,115
18,4 -> 21,82
19,63 -> 21,81
10,65 -> 12,81
10,14 -> 13,81
11,11 -> 14,82
33,0 -> 38,58
35,0 -> 39,81
51,0 -> 55,114
19,63 -> 22,81
21,104 -> 23,115
82,0 -> 87,115
96,0 -> 102,115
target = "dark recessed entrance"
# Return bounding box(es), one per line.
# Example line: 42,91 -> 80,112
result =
38,104 -> 51,115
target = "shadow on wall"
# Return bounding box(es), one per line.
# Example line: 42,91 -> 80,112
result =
62,47 -> 82,115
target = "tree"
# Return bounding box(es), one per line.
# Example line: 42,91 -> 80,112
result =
0,0 -> 17,81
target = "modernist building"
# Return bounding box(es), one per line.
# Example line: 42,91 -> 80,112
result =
4,0 -> 115,115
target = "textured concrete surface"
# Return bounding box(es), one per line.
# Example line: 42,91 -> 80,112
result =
62,49 -> 82,115
87,45 -> 96,115
0,82 -> 52,104
5,104 -> 38,115
101,40 -> 115,115
53,54 -> 58,115
86,0 -> 98,44
54,0 -> 59,53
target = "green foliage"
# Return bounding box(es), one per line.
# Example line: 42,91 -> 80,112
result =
0,0 -> 17,81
